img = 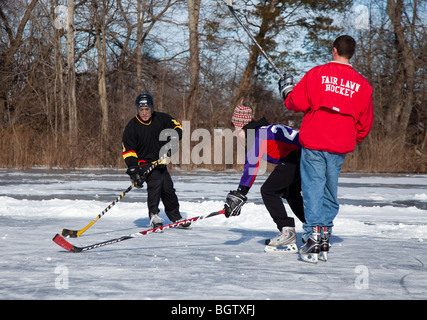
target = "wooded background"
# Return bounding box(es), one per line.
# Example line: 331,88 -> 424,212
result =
0,0 -> 426,172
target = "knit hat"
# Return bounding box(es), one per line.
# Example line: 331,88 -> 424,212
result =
231,105 -> 254,129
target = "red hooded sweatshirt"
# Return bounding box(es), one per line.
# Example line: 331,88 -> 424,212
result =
285,61 -> 373,154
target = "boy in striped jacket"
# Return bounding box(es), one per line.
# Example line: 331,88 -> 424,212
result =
224,105 -> 305,252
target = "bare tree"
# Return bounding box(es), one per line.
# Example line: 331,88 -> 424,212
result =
115,0 -> 134,102
92,0 -> 114,138
231,0 -> 352,107
0,0 -> 39,126
53,0 -> 66,141
135,0 -> 176,93
67,0 -> 78,142
0,0 -> 424,171
185,0 -> 201,122
385,0 -> 421,143
135,0 -> 146,93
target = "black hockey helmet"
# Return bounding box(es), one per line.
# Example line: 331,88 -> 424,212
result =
135,93 -> 154,110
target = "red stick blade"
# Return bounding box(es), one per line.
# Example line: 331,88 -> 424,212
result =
52,234 -> 74,252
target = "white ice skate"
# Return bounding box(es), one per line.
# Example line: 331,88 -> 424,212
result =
149,213 -> 164,232
175,218 -> 192,230
264,227 -> 298,253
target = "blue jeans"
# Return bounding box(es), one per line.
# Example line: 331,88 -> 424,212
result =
300,147 -> 346,241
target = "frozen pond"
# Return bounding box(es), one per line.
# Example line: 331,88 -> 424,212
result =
1,168 -> 425,209
0,168 -> 426,302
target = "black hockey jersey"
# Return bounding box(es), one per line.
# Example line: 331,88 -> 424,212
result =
122,111 -> 183,167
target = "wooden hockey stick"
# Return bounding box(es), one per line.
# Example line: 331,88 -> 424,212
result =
61,155 -> 167,238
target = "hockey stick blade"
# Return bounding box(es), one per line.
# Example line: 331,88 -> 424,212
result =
53,233 -> 81,252
53,209 -> 225,253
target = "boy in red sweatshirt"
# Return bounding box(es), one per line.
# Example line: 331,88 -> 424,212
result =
279,35 -> 373,262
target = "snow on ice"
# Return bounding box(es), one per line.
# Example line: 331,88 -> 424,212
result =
0,168 -> 426,300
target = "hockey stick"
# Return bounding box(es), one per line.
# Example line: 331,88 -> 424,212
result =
61,154 -> 167,238
53,209 -> 226,253
226,0 -> 284,79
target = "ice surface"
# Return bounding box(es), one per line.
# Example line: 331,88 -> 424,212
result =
0,168 -> 426,300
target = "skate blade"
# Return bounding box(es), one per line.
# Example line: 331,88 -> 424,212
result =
177,224 -> 192,230
319,251 -> 328,262
300,252 -> 319,263
264,244 -> 298,254
151,228 -> 163,233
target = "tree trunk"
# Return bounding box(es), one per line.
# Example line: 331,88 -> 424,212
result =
116,0 -> 133,103
67,0 -> 78,143
94,1 -> 109,138
186,0 -> 201,123
233,46 -> 259,107
386,0 -> 416,142
136,0 -> 146,94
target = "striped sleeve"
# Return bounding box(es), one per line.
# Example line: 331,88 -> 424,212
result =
121,143 -> 138,167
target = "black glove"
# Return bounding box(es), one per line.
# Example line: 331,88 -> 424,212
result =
278,74 -> 295,100
126,166 -> 145,188
224,190 -> 247,218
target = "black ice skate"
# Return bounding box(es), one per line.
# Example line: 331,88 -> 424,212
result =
299,226 -> 320,263
319,226 -> 331,262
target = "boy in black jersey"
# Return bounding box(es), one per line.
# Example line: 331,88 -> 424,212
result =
122,93 -> 190,229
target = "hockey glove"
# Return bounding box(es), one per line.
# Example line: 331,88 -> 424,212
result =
278,74 -> 295,100
224,190 -> 247,218
126,166 -> 145,188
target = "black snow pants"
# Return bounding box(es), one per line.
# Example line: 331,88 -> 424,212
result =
260,150 -> 305,230
144,165 -> 181,222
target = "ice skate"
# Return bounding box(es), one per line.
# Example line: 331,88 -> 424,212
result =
299,226 -> 320,263
175,218 -> 192,230
149,213 -> 164,231
319,226 -> 331,262
264,227 -> 298,253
